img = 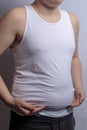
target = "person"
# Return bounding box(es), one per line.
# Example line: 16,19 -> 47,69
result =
0,0 -> 85,130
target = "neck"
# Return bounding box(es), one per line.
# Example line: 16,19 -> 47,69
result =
32,1 -> 59,16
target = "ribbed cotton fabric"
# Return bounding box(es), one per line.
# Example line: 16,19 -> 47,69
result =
11,5 -> 75,117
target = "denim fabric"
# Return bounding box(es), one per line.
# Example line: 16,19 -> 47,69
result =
9,111 -> 75,130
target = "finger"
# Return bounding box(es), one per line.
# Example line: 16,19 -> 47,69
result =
71,102 -> 80,107
71,98 -> 80,107
20,107 -> 32,116
79,97 -> 85,104
77,92 -> 85,104
22,101 -> 35,112
12,107 -> 31,116
32,105 -> 45,113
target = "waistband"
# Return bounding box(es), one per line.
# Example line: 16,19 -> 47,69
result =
11,110 -> 73,124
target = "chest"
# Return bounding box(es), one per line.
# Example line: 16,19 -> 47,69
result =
26,23 -> 75,54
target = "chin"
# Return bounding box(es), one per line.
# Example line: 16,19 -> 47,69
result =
49,0 -> 63,8
55,0 -> 63,4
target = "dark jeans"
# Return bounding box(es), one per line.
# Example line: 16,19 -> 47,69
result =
9,111 -> 75,130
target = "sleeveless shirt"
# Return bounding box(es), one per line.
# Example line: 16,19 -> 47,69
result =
11,5 -> 75,117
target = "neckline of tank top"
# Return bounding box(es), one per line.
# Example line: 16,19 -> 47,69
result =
29,5 -> 63,25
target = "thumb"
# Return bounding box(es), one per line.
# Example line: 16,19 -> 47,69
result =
22,101 -> 35,112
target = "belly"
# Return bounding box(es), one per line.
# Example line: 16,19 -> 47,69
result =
12,84 -> 74,109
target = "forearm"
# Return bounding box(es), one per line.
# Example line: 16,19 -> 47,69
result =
0,75 -> 14,106
71,57 -> 85,107
0,76 -> 45,115
71,57 -> 83,89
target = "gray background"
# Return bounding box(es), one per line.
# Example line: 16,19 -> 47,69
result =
0,0 -> 87,130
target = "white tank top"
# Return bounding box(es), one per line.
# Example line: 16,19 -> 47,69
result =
11,5 -> 75,117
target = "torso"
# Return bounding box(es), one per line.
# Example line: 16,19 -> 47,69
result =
11,5 -> 76,49
11,5 -> 75,117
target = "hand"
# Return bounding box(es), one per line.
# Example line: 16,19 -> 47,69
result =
9,97 -> 45,116
71,87 -> 85,107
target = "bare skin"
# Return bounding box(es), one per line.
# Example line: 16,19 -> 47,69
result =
0,0 -> 85,115
69,13 -> 85,107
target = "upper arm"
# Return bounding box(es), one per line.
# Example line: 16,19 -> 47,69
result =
69,13 -> 80,58
0,7 -> 25,55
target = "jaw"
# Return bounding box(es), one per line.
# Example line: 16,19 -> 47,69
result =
33,0 -> 63,9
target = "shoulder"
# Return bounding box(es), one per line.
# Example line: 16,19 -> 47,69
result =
0,6 -> 27,37
68,12 -> 79,34
68,13 -> 79,26
0,6 -> 26,31
1,6 -> 26,23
